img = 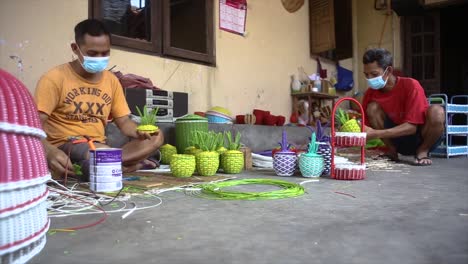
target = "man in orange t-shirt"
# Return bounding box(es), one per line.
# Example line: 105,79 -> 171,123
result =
35,19 -> 164,178
362,48 -> 445,166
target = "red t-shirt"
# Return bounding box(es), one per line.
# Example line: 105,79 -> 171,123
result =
362,77 -> 428,126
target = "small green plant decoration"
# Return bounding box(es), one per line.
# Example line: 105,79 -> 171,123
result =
307,132 -> 319,154
221,131 -> 244,174
336,108 -> 361,132
225,131 -> 241,151
135,105 -> 159,133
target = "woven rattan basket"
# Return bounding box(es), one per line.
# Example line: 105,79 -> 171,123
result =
221,150 -> 244,174
299,153 -> 324,178
170,154 -> 196,178
196,151 -> 220,176
0,69 -> 50,263
160,144 -> 177,164
175,115 -> 208,154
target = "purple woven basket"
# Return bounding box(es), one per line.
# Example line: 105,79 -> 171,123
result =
273,152 -> 298,176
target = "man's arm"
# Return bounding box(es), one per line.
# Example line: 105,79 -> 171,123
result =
39,113 -> 75,176
365,122 -> 417,140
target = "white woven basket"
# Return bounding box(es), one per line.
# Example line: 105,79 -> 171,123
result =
0,183 -> 48,218
0,201 -> 50,256
0,234 -> 47,264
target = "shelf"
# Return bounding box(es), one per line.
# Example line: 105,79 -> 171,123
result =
447,125 -> 468,134
291,91 -> 338,100
447,104 -> 468,113
428,93 -> 468,159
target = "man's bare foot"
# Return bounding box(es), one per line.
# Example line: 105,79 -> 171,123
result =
414,151 -> 432,166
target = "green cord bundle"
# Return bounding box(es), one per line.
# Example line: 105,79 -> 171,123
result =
193,178 -> 305,200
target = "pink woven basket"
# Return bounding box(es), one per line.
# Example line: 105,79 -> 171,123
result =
0,69 -> 50,262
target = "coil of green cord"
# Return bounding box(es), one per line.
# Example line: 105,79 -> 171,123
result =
192,178 -> 305,200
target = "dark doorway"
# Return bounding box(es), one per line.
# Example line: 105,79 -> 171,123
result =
402,3 -> 468,97
440,3 -> 468,97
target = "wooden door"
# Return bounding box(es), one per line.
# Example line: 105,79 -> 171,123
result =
403,12 -> 441,95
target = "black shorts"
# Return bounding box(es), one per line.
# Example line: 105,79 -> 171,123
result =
384,117 -> 441,155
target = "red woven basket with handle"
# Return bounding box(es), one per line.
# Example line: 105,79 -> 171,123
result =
331,97 -> 366,180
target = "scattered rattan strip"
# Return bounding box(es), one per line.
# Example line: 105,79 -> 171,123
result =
190,178 -> 305,200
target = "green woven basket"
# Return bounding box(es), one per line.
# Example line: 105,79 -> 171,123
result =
175,115 -> 208,154
217,146 -> 228,171
160,144 -> 177,164
170,154 -> 196,178
221,150 -> 244,174
196,151 -> 220,176
299,153 -> 324,178
185,146 -> 203,156
340,119 -> 361,132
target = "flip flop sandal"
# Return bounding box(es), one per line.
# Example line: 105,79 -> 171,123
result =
413,156 -> 432,166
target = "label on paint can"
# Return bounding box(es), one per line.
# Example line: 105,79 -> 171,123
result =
89,181 -> 123,192
89,148 -> 123,192
89,164 -> 123,177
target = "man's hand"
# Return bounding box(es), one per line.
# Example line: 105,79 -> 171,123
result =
136,129 -> 159,140
46,146 -> 75,177
365,125 -> 379,139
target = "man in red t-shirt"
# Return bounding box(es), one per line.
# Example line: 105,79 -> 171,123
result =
362,48 -> 445,166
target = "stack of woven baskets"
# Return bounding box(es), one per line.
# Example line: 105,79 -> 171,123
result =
0,69 -> 50,263
205,106 -> 233,124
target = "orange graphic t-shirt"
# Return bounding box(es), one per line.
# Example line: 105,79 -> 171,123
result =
35,63 -> 130,146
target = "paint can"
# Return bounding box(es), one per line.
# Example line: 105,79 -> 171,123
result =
89,148 -> 123,192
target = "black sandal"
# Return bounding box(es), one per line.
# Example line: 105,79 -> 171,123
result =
413,156 -> 432,166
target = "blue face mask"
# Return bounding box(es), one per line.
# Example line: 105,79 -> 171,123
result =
367,68 -> 388,90
78,48 -> 109,74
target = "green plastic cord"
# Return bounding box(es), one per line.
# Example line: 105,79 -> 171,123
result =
194,178 -> 305,200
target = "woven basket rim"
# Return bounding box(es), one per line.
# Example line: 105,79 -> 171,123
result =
0,174 -> 50,192
335,132 -> 367,137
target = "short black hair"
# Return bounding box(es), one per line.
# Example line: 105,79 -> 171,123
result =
363,48 -> 393,69
74,19 -> 110,45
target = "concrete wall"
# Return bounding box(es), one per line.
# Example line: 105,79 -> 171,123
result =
0,0 -> 344,119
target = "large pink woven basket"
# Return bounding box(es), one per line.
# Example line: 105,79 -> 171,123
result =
0,69 -> 50,263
